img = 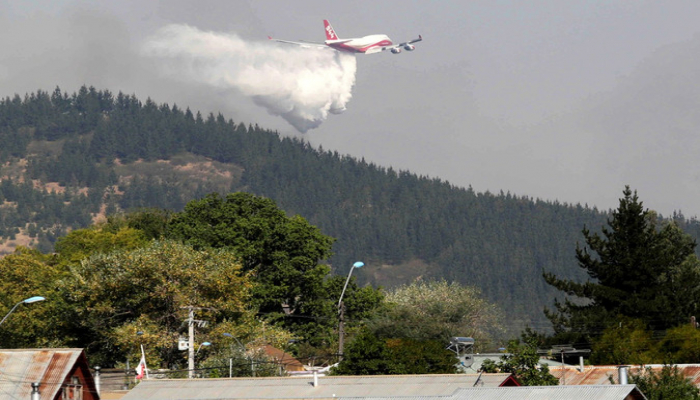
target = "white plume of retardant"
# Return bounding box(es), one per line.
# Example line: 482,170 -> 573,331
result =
142,24 -> 357,133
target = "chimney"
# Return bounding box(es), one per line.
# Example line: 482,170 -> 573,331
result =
313,370 -> 319,387
618,366 -> 629,385
94,366 -> 101,395
579,356 -> 584,372
31,382 -> 40,400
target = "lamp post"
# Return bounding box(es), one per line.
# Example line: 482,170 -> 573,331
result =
223,333 -> 234,378
223,333 -> 254,377
194,342 -> 211,378
195,341 -> 211,356
338,261 -> 363,361
0,296 -> 45,327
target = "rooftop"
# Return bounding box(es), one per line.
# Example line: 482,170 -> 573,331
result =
121,374 -> 517,400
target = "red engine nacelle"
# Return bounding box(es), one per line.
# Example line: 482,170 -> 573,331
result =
404,44 -> 416,51
391,47 -> 402,54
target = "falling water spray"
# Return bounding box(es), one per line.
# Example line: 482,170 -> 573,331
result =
142,24 -> 357,132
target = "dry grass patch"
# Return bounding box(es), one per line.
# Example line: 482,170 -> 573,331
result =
366,258 -> 434,288
114,153 -> 243,192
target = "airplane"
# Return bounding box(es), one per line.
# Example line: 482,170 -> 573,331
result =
269,20 -> 422,55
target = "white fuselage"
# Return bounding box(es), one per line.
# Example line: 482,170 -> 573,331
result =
326,34 -> 393,54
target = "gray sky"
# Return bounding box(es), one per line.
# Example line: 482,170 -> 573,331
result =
2,0 -> 700,216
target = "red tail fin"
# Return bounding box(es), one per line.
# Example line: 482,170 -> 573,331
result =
323,20 -> 338,41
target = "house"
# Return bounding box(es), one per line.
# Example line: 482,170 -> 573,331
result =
0,348 -> 100,400
364,385 -> 647,400
121,373 -> 520,400
261,345 -> 306,373
120,374 -> 648,400
554,364 -> 700,387
459,353 -> 573,374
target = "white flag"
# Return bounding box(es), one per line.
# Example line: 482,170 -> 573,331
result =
135,345 -> 148,379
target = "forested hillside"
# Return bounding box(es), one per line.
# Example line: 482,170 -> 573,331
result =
2,86 -> 698,332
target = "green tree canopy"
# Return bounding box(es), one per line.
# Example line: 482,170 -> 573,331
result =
590,317 -> 659,365
656,324 -> 700,364
368,280 -> 503,349
200,310 -> 295,377
583,319 -> 700,365
330,328 -> 458,375
53,224 -> 149,267
62,240 -> 252,367
166,192 -> 336,316
482,339 -> 559,386
543,186 -> 700,343
280,272 -> 384,355
332,280 -> 501,376
0,248 -> 67,348
631,365 -> 700,400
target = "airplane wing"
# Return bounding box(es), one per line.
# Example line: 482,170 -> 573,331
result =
384,35 -> 423,54
268,37 -> 327,49
402,35 -> 423,46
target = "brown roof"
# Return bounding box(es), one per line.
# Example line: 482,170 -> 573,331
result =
0,348 -> 99,400
261,345 -> 306,372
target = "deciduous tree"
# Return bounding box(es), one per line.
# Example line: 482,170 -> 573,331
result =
368,280 -> 503,348
657,324 -> 700,364
0,248 -> 67,348
631,365 -> 700,400
483,339 -> 559,386
330,328 -> 457,375
62,240 -> 252,367
166,192 -> 336,316
590,318 -> 659,365
53,224 -> 149,267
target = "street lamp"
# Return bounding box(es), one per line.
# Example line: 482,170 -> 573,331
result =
338,262 -> 364,309
193,342 -> 211,379
222,333 -> 254,377
0,296 -> 45,326
338,261 -> 363,361
222,333 -> 244,348
195,342 -> 211,356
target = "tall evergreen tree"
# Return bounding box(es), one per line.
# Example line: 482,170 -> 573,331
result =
543,186 -> 700,342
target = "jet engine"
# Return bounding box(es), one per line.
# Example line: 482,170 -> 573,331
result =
391,47 -> 402,54
404,44 -> 416,51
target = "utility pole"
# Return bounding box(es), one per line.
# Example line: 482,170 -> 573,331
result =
182,306 -> 210,379
338,301 -> 346,361
188,307 -> 195,379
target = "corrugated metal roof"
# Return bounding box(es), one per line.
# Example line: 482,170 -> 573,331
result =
121,374 -> 516,400
0,348 -> 85,400
462,354 -> 572,374
456,385 -> 646,400
344,385 -> 646,400
554,364 -> 700,387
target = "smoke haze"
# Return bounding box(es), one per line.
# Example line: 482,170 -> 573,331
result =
3,1 -> 700,216
142,24 -> 356,132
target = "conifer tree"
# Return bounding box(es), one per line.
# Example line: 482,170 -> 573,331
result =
543,186 -> 700,340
